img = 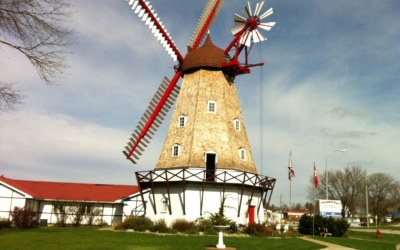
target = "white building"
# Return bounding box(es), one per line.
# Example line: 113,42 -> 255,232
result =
0,175 -> 143,225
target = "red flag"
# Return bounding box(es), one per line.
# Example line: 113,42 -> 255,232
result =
288,152 -> 295,181
314,163 -> 319,188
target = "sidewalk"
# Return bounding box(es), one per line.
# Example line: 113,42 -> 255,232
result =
349,228 -> 400,235
299,237 -> 356,250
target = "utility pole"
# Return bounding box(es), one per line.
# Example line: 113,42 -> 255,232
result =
280,194 -> 282,225
366,171 -> 369,228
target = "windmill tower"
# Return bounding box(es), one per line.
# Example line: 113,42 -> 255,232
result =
122,0 -> 277,224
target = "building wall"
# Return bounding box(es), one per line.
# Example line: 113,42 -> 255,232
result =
130,182 -> 265,226
31,201 -> 124,225
155,69 -> 258,174
0,183 -> 26,220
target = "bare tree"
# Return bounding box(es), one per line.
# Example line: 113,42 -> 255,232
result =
368,173 -> 399,218
0,82 -> 26,111
307,166 -> 365,217
0,0 -> 75,111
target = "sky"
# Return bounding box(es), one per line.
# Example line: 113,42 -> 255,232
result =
0,0 -> 399,207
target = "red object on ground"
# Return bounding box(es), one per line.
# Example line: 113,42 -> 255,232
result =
249,206 -> 255,223
377,229 -> 380,238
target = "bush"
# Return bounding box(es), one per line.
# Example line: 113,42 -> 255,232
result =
184,228 -> 199,235
171,218 -> 196,232
0,217 -> 12,228
227,221 -> 238,234
153,218 -> 168,233
122,216 -> 153,231
11,207 -> 37,229
243,223 -> 272,236
299,214 -> 349,237
281,227 -> 299,237
52,198 -> 69,227
196,217 -> 213,232
204,228 -> 218,235
265,226 -> 277,236
112,221 -> 123,230
85,206 -> 103,226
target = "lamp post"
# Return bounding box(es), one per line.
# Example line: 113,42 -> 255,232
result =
325,149 -> 346,200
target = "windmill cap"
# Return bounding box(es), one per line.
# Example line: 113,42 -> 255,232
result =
181,35 -> 229,75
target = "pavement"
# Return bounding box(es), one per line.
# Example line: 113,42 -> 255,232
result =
299,237 -> 356,250
349,228 -> 400,235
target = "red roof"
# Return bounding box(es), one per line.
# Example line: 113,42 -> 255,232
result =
0,175 -> 139,202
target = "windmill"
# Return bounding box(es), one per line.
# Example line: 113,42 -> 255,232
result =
121,0 -> 277,225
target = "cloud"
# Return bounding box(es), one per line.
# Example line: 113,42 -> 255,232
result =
324,129 -> 377,138
331,107 -> 372,118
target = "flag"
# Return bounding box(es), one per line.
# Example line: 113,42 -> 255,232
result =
288,152 -> 295,181
314,163 -> 319,188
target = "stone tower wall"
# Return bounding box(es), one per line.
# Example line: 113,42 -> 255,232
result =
155,69 -> 258,174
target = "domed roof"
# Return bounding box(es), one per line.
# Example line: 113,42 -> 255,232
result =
181,35 -> 226,74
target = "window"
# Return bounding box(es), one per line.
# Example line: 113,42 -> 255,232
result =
172,144 -> 181,157
207,100 -> 216,113
161,198 -> 168,213
239,148 -> 246,161
178,115 -> 186,128
234,119 -> 240,131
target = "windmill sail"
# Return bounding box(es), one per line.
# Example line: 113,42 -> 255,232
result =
188,0 -> 224,50
123,77 -> 180,164
126,0 -> 183,63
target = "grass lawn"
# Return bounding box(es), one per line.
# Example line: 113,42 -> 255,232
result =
0,227 -> 324,250
313,230 -> 400,250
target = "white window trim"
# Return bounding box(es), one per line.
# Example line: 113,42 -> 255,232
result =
234,118 -> 240,131
172,144 -> 181,157
204,150 -> 218,163
161,197 -> 168,213
207,100 -> 217,113
178,115 -> 187,128
239,148 -> 246,161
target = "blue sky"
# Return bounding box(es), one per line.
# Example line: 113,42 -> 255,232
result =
1,0 -> 399,206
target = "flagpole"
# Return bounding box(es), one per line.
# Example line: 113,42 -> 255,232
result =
313,162 -> 315,238
289,151 -> 292,237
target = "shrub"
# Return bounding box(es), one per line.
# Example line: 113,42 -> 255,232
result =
184,228 -> 199,235
227,221 -> 238,234
299,214 -> 349,237
112,221 -> 123,230
196,217 -> 213,232
85,206 -> 103,226
31,220 -> 40,229
122,216 -> 153,231
171,218 -> 196,232
281,227 -> 299,237
11,207 -> 37,229
52,198 -> 69,227
243,223 -> 271,236
153,218 -> 168,233
0,217 -> 12,228
204,228 -> 218,235
265,226 -> 276,236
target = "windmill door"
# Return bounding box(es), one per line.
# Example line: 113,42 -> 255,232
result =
206,154 -> 216,181
249,206 -> 255,223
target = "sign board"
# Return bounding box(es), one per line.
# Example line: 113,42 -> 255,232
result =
388,212 -> 398,215
319,200 -> 342,218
